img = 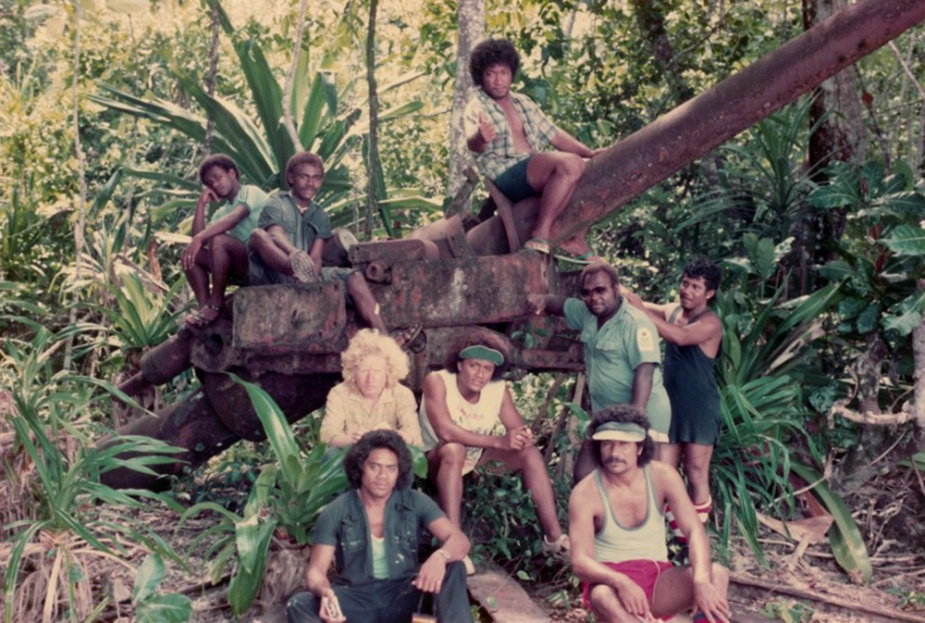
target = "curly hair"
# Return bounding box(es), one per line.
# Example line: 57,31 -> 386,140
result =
588,404 -> 655,468
469,39 -> 520,87
198,154 -> 239,185
285,151 -> 325,181
340,329 -> 409,389
580,261 -> 621,289
344,430 -> 413,490
683,258 -> 721,294
443,332 -> 510,381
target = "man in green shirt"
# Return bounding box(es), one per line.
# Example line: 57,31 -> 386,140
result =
248,151 -> 401,339
182,154 -> 268,327
528,261 -> 671,481
286,430 -> 473,623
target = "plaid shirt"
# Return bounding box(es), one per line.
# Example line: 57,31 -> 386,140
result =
464,89 -> 560,180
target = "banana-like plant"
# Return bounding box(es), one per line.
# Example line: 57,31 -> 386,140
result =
0,323 -> 186,623
88,0 -> 439,238
179,376 -> 348,616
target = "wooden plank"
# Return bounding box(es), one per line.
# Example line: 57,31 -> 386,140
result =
467,564 -> 549,623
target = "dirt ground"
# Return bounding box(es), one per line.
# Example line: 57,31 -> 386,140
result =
96,495 -> 925,623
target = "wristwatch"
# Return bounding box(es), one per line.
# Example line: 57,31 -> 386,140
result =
436,548 -> 452,561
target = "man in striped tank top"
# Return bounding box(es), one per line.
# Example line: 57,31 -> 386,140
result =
569,405 -> 730,623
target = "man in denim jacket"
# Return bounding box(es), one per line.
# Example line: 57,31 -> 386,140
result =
287,430 -> 473,623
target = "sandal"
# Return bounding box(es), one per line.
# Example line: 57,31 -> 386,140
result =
555,251 -> 602,265
185,304 -> 221,328
390,324 -> 422,349
523,238 -> 551,255
289,250 -> 318,283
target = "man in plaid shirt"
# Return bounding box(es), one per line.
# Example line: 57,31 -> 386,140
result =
465,38 -> 602,261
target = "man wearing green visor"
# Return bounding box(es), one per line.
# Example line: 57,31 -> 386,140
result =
569,405 -> 731,623
419,335 -> 569,574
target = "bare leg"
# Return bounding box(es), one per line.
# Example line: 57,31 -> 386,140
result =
587,584 -> 639,623
573,440 -> 597,485
427,443 -> 467,526
683,443 -> 715,504
185,248 -> 213,308
525,152 -> 585,244
660,443 -> 682,469
249,229 -> 296,276
482,446 -> 562,539
344,272 -> 388,333
651,563 -> 729,620
207,234 -> 249,310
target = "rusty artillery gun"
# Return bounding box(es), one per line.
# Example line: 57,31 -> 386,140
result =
103,0 -> 925,489
106,210 -> 582,489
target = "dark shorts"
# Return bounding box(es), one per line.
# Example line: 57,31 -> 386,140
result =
492,156 -> 536,203
668,407 -> 722,446
582,560 -> 672,609
246,252 -> 356,287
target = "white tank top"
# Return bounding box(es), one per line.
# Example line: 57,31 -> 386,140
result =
593,466 -> 669,563
419,369 -> 505,473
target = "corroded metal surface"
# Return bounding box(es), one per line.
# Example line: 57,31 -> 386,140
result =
233,282 -> 347,352
376,254 -> 549,327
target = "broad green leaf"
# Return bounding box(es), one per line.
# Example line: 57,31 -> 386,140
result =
132,555 -> 165,605
790,463 -> 872,584
228,375 -> 301,485
136,594 -> 193,623
882,224 -> 925,256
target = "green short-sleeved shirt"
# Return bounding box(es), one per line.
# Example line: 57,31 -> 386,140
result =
208,184 -> 269,243
312,488 -> 444,586
464,90 -> 560,181
248,192 -> 348,286
563,297 -> 672,435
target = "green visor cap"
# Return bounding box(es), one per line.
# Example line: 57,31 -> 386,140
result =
458,345 -> 504,366
591,421 -> 646,442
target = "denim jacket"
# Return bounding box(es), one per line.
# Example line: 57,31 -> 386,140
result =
313,488 -> 443,586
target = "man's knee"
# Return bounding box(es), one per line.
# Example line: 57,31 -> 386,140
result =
588,584 -> 625,619
286,591 -> 321,623
249,228 -> 271,253
433,443 -> 466,470
564,153 -> 586,178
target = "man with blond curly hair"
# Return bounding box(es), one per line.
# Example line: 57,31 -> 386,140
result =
320,329 -> 423,448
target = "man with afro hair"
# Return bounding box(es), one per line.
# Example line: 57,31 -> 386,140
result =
465,38 -> 602,261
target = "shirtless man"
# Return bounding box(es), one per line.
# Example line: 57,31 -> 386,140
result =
622,259 -> 723,538
465,38 -> 602,259
570,404 -> 731,623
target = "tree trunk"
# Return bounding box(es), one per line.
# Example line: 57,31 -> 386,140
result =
546,0 -> 925,248
914,280 -> 925,430
797,0 -> 868,288
630,0 -> 695,104
446,0 -> 484,215
65,0 -> 87,372
365,0 -> 381,240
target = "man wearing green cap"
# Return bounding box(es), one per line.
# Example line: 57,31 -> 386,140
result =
569,404 -> 731,623
419,335 -> 569,573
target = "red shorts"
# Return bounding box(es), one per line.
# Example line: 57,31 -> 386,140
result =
582,559 -> 673,609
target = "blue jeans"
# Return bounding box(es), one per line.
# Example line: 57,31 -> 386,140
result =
286,561 -> 471,623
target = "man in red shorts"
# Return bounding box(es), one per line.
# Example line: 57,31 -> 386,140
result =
569,404 -> 731,623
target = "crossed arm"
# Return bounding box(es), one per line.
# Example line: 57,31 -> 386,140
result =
421,373 -> 534,452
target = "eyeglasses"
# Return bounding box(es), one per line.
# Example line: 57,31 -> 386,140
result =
580,286 -> 612,298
